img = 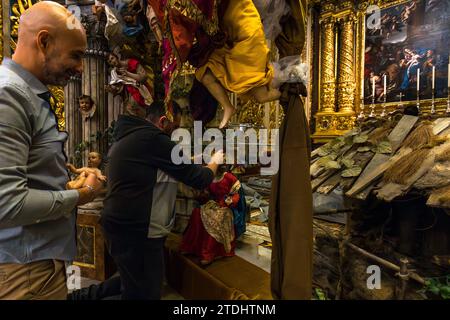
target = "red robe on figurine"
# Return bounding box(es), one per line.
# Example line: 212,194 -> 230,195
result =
180,172 -> 242,265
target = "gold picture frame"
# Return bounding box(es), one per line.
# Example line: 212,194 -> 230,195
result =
360,0 -> 449,114
312,0 -> 450,143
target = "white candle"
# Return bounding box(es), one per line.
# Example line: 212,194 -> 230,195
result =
417,68 -> 420,91
447,55 -> 450,87
383,75 -> 387,96
372,77 -> 375,97
432,66 -> 435,90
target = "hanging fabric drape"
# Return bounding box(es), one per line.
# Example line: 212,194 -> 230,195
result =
269,0 -> 313,300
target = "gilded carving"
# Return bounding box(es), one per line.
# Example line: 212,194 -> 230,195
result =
237,100 -> 284,129
10,0 -> 33,51
315,113 -> 356,140
338,14 -> 356,113
319,16 -> 336,113
320,0 -> 336,14
49,86 -> 66,131
313,0 -> 427,142
0,1 -> 3,62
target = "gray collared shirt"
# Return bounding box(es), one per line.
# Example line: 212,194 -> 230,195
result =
0,58 -> 79,264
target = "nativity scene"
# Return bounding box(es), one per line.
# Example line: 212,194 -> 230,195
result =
0,0 -> 448,304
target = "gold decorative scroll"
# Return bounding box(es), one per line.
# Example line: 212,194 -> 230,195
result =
337,14 -> 356,113
319,16 -> 336,113
49,86 -> 66,131
10,0 -> 33,52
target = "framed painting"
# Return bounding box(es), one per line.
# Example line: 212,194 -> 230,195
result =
363,0 -> 450,107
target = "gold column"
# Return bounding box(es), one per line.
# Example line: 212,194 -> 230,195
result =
319,16 -> 336,113
0,1 -> 3,62
337,14 -> 356,113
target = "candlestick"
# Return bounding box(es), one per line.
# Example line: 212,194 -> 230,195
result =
447,89 -> 450,114
381,92 -> 387,118
383,75 -> 387,96
417,89 -> 421,115
370,91 -> 376,118
358,96 -> 365,120
447,81 -> 450,114
431,88 -> 436,115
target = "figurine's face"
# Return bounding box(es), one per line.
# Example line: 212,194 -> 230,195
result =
79,98 -> 92,112
88,152 -> 101,168
108,54 -> 119,67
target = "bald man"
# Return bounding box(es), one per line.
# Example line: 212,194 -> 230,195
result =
0,2 -> 103,300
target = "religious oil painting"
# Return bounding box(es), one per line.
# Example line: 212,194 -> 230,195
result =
364,0 -> 450,104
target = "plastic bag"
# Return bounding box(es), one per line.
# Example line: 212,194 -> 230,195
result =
272,55 -> 309,88
253,0 -> 290,41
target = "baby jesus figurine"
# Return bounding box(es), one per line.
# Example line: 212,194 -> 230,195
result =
66,152 -> 106,190
106,52 -> 154,108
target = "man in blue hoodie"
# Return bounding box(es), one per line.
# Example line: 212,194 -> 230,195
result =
100,100 -> 222,300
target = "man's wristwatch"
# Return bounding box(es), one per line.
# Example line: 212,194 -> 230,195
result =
85,184 -> 96,200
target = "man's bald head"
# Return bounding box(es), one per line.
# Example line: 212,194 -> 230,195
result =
13,1 -> 87,86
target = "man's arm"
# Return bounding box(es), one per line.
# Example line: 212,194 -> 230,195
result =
0,85 -> 79,229
148,132 -> 218,190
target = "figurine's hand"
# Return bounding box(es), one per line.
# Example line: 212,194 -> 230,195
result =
117,68 -> 127,76
224,196 -> 233,206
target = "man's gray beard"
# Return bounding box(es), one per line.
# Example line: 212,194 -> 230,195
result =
42,60 -> 69,87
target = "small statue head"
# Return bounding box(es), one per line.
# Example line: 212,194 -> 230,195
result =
107,52 -> 120,67
88,152 -> 102,169
78,95 -> 94,113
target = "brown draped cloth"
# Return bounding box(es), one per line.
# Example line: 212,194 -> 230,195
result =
269,0 -> 313,300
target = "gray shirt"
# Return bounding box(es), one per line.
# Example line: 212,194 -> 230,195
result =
0,58 -> 79,264
148,170 -> 178,238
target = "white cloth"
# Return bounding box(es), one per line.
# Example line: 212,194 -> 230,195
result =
110,68 -> 153,105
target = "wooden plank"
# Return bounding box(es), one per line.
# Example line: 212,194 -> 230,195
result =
339,151 -> 375,191
433,118 -> 450,135
388,115 -> 418,152
312,169 -> 337,192
345,153 -> 395,197
345,116 -> 419,198
317,171 -> 342,194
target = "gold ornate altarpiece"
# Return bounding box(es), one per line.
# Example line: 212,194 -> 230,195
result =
310,0 -> 448,143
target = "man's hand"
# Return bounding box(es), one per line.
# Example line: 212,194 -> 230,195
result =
76,173 -> 104,206
206,150 -> 224,176
210,150 -> 224,165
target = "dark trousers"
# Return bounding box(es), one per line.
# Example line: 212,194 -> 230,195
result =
67,274 -> 122,300
105,234 -> 167,300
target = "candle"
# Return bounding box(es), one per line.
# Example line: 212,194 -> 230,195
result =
448,58 -> 450,87
383,75 -> 387,96
432,66 -> 435,90
417,68 -> 420,91
372,76 -> 375,97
